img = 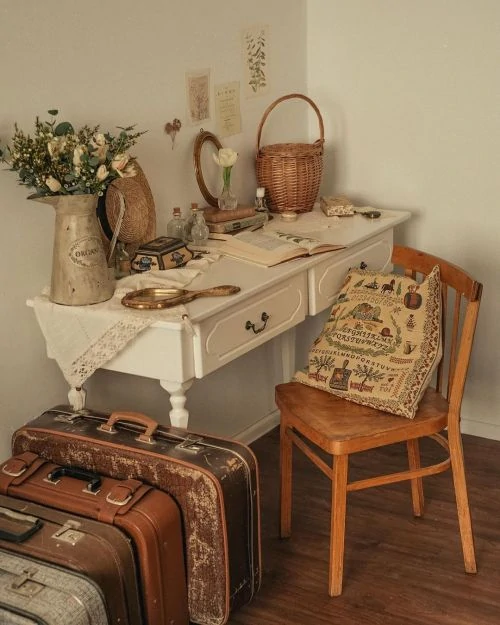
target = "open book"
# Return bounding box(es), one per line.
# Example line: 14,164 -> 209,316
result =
191,228 -> 345,267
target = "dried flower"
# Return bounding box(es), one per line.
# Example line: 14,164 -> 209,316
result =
0,110 -> 146,197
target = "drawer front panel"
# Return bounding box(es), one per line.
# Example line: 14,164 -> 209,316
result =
194,273 -> 307,377
309,231 -> 393,315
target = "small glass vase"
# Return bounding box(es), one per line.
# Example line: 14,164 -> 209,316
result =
218,167 -> 238,211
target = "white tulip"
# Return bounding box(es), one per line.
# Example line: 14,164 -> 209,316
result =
73,146 -> 85,167
111,153 -> 130,176
213,148 -> 238,168
45,176 -> 62,192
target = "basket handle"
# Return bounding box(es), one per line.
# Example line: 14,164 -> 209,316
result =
256,93 -> 325,152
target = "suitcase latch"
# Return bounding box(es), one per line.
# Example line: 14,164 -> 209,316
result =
51,520 -> 84,545
176,435 -> 205,453
10,567 -> 44,597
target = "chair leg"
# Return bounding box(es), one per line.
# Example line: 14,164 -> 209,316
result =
448,427 -> 477,573
280,421 -> 293,538
329,454 -> 348,597
407,439 -> 425,517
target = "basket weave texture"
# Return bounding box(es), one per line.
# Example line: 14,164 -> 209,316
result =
256,93 -> 324,213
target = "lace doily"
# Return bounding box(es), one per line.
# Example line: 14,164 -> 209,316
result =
33,255 -> 220,406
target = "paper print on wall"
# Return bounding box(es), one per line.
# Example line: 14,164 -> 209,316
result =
186,69 -> 211,125
242,24 -> 269,98
215,82 -> 242,137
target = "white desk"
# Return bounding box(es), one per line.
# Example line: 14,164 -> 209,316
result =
30,209 -> 410,428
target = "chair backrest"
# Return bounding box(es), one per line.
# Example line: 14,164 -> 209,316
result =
391,245 -> 482,426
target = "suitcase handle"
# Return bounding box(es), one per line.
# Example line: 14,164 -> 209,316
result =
98,411 -> 159,445
46,466 -> 102,493
0,507 -> 43,543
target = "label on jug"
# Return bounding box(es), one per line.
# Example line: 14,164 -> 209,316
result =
69,236 -> 106,268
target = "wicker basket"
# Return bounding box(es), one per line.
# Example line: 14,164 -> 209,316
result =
256,93 -> 324,213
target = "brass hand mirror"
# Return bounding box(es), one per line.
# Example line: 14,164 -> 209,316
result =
121,285 -> 240,310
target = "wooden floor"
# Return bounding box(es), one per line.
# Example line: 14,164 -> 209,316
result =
229,427 -> 500,625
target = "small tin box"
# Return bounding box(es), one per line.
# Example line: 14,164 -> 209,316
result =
131,236 -> 194,272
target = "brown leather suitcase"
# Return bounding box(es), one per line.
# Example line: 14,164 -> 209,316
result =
0,453 -> 189,625
0,492 -> 141,625
12,406 -> 261,625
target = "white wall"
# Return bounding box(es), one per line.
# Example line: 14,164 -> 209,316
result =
307,0 -> 500,438
1,0 -> 497,457
0,0 -> 308,457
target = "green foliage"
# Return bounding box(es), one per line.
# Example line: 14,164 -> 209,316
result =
0,109 -> 147,197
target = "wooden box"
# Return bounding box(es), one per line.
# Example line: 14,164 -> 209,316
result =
131,236 -> 193,272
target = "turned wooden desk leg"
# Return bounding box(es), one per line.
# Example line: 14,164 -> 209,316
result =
160,380 -> 193,428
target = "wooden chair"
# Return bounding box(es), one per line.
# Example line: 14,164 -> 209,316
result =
276,245 -> 482,596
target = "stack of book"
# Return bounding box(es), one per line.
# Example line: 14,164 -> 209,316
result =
202,206 -> 267,234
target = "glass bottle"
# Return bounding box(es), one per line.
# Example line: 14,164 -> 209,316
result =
189,209 -> 209,246
114,241 -> 131,279
255,187 -> 269,223
184,203 -> 199,242
166,206 -> 186,240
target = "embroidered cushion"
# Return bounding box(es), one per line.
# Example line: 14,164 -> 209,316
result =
294,264 -> 442,418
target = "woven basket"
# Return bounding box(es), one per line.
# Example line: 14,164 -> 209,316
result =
256,93 -> 324,213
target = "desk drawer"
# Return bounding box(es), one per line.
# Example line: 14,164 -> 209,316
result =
193,273 -> 307,377
309,230 -> 393,315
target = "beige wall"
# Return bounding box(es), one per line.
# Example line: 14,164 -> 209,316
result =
0,0 -> 497,457
308,0 -> 500,438
0,0 -> 308,456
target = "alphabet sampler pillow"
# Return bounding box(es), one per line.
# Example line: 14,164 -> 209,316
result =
294,265 -> 442,418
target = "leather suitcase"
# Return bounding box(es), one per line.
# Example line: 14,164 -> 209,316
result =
12,406 -> 262,625
0,454 -> 189,625
0,493 -> 142,625
0,547 -> 109,625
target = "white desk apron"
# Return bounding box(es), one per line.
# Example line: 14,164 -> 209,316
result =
28,209 -> 410,428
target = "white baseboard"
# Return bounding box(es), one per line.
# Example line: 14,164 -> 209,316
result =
461,417 -> 500,441
233,410 -> 280,444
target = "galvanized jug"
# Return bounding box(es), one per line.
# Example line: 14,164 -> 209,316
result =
31,194 -> 114,305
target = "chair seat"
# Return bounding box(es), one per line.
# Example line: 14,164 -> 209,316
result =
275,382 -> 449,455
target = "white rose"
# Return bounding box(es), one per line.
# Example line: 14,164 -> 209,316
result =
45,176 -> 62,192
213,148 -> 238,168
92,133 -> 106,147
96,165 -> 109,182
47,137 -> 67,159
121,163 -> 137,178
73,146 -> 85,167
111,153 -> 130,176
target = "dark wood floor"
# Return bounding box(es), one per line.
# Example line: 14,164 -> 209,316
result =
229,427 -> 500,625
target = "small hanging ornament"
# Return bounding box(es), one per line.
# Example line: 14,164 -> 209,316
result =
164,118 -> 182,149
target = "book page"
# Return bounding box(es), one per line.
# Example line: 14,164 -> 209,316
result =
262,229 -> 323,252
232,230 -> 301,253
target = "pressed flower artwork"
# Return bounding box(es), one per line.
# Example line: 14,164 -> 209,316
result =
242,24 -> 269,98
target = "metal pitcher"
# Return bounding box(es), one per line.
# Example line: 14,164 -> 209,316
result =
31,194 -> 114,305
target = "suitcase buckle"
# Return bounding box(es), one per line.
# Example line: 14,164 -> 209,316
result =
176,435 -> 205,453
1,460 -> 28,477
105,492 -> 133,506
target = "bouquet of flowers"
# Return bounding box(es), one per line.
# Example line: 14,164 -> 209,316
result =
0,110 -> 146,197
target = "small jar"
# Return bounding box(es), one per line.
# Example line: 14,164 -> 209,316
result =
255,187 -> 269,223
189,209 -> 209,246
166,206 -> 187,240
114,241 -> 131,279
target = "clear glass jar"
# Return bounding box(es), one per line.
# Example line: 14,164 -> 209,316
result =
218,166 -> 238,210
184,203 -> 199,242
114,241 -> 131,279
255,187 -> 269,223
189,209 -> 209,246
166,206 -> 186,240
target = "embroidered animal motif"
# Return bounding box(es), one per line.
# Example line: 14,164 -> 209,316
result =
381,279 -> 395,294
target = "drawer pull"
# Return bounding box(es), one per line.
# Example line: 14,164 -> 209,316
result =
245,312 -> 270,334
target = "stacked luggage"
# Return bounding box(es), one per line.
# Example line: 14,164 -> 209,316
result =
0,406 -> 261,625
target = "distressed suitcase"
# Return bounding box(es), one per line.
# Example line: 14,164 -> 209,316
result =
0,493 -> 142,625
0,453 -> 189,625
12,407 -> 262,625
0,548 -> 109,625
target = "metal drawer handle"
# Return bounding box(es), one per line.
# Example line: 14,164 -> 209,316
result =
245,312 -> 269,334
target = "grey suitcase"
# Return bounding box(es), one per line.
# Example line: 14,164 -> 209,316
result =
0,548 -> 109,625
